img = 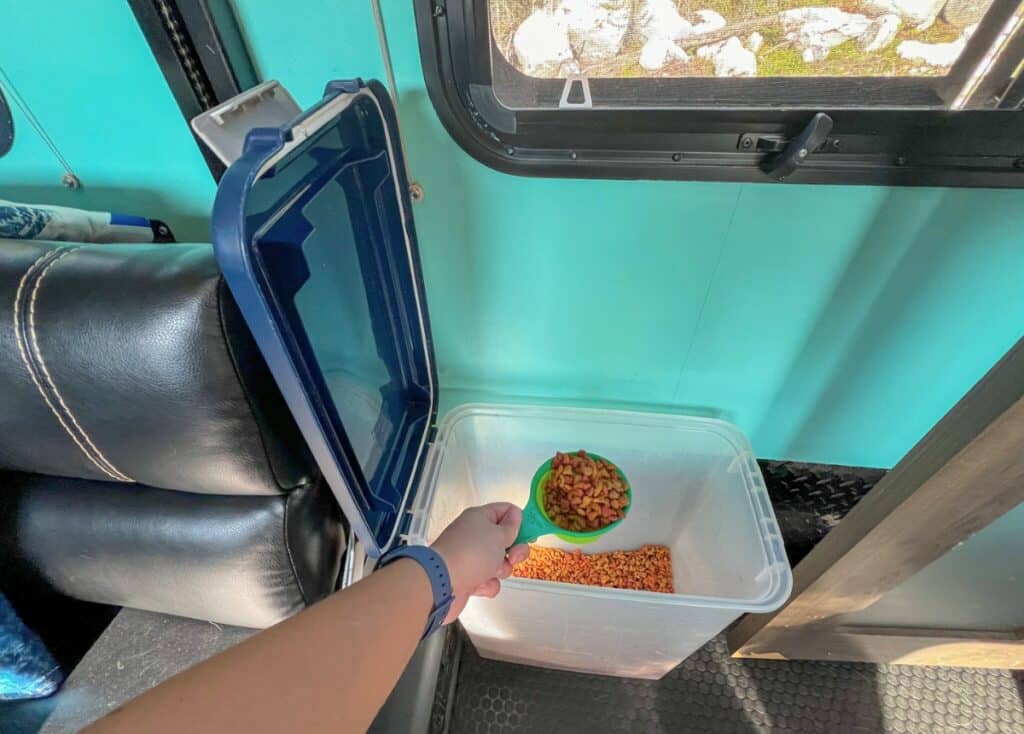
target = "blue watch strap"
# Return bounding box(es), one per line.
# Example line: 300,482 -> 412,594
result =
378,545 -> 454,639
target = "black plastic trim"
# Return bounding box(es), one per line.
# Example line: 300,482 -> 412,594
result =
415,0 -> 1024,188
469,83 -> 516,134
936,2 -> 1024,108
130,0 -> 260,179
176,0 -> 259,101
0,86 -> 12,159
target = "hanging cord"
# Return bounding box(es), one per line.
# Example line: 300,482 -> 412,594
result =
369,0 -> 423,201
0,65 -> 81,188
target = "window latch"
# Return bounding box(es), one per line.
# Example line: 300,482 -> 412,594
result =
761,113 -> 834,181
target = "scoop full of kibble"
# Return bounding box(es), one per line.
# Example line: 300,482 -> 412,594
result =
542,450 -> 629,532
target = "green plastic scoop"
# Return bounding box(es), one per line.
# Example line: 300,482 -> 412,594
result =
511,452 -> 631,547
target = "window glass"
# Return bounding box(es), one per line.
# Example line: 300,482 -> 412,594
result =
492,1 -> 997,79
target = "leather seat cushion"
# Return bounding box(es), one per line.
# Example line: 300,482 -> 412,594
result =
0,240 -> 313,495
0,473 -> 344,629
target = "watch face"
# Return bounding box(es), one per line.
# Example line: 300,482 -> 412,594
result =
0,87 -> 12,159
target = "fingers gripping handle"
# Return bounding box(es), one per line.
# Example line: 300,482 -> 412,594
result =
511,504 -> 551,547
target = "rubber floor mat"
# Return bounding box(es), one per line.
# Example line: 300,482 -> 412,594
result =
445,635 -> 1024,734
757,460 -> 886,567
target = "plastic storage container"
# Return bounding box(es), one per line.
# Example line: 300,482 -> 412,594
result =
211,79 -> 791,680
408,404 -> 791,679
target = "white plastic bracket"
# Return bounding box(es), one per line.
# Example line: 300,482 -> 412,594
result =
558,75 -> 593,109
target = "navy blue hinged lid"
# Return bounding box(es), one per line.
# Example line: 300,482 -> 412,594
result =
212,79 -> 437,558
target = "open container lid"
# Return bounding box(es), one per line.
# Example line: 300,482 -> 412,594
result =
212,79 -> 436,558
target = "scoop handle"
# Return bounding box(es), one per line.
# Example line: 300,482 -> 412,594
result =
511,503 -> 551,547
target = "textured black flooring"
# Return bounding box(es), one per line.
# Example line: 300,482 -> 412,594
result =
446,635 -> 1024,734
441,462 -> 1024,733
757,460 -> 885,567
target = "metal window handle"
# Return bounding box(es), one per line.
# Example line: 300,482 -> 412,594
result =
763,113 -> 834,181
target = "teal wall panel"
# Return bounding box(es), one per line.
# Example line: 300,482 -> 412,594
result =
0,1 -> 215,240
675,184 -> 890,433
3,1 -> 1021,469
229,0 -> 387,104
773,188 -> 1024,466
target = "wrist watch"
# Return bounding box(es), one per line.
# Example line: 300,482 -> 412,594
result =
378,545 -> 454,639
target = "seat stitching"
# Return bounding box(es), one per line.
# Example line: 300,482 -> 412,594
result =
26,247 -> 134,482
27,247 -> 133,482
12,250 -> 123,481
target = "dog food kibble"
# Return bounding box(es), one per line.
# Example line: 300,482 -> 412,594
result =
543,450 -> 630,532
512,545 -> 674,594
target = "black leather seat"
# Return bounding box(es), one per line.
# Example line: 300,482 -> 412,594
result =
0,239 -> 344,628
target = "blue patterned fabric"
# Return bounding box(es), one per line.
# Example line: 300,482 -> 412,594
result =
0,202 -> 52,239
0,592 -> 62,700
0,199 -> 162,243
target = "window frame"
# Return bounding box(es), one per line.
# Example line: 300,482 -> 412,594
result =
415,0 -> 1024,188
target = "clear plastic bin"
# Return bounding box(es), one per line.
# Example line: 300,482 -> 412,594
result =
408,403 -> 792,679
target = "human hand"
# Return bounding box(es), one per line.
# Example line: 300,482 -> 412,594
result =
431,503 -> 531,623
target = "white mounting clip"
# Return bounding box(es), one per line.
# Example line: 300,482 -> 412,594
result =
558,75 -> 593,109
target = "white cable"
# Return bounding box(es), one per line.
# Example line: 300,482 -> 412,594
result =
0,64 -> 79,182
369,0 -> 418,194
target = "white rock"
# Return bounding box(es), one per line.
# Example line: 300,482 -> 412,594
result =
747,31 -> 764,53
897,36 -> 966,65
897,21 -> 978,65
802,45 -> 831,63
637,0 -> 694,42
558,0 -> 632,64
697,36 -> 757,77
639,38 -> 691,70
692,9 -> 727,35
858,13 -> 902,52
779,7 -> 871,37
513,10 -> 574,77
863,0 -> 945,29
779,7 -> 872,62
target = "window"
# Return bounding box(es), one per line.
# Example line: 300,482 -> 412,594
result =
415,0 -> 1024,186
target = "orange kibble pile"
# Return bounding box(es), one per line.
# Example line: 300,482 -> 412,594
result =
543,450 -> 630,532
512,544 -> 674,594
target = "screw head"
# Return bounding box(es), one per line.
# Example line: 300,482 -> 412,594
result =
569,151 -> 577,161
832,139 -> 840,149
409,182 -> 425,203
1013,158 -> 1024,169
741,137 -> 753,149
61,173 -> 81,189
798,148 -> 808,158
895,155 -> 907,166
432,4 -> 445,17
671,152 -> 682,162
506,146 -> 515,156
